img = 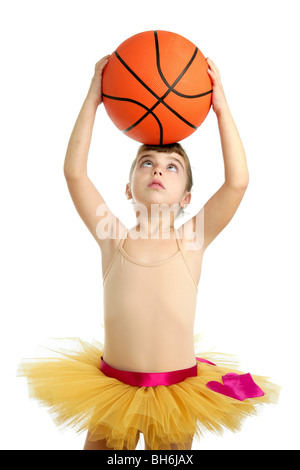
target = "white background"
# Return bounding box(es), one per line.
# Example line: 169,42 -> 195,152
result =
1,0 -> 299,450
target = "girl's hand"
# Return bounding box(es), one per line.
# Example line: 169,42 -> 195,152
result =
206,58 -> 229,116
86,55 -> 110,107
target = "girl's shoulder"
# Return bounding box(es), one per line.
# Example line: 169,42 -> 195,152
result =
177,218 -> 205,253
98,216 -> 127,278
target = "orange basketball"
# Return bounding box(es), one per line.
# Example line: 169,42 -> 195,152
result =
102,30 -> 212,145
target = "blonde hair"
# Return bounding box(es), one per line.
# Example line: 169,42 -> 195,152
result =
128,143 -> 193,193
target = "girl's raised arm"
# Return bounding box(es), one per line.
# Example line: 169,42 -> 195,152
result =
63,56 -> 126,249
189,58 -> 249,252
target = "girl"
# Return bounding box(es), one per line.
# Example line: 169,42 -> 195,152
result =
18,56 -> 280,450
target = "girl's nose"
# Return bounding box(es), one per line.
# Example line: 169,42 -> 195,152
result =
153,166 -> 162,175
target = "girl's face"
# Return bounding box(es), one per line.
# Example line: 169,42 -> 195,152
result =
126,150 -> 191,216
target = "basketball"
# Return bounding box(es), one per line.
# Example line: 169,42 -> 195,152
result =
102,30 -> 212,145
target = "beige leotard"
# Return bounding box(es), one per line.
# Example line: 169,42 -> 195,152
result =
102,226 -> 201,373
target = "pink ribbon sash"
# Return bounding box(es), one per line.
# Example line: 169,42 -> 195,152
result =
100,356 -> 198,387
100,356 -> 265,400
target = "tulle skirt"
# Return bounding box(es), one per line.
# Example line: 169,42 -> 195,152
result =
17,338 -> 280,450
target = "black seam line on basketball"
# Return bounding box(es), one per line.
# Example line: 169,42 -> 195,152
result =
114,50 -> 196,130
114,51 -> 164,104
174,89 -> 213,98
129,89 -> 197,134
102,93 -> 163,144
123,42 -> 200,132
154,30 -> 213,98
154,31 -> 199,94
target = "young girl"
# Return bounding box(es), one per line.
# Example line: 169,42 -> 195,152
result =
18,56 -> 280,450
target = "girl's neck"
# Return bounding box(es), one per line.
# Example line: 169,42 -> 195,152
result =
134,219 -> 175,238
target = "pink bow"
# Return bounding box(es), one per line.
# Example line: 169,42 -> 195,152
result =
195,358 -> 264,401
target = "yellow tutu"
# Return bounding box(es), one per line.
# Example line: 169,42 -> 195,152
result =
17,338 -> 280,450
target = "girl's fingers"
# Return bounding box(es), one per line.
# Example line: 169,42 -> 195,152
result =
95,55 -> 110,67
207,58 -> 219,74
207,68 -> 216,81
207,60 -> 220,82
94,55 -> 110,74
207,57 -> 216,67
99,54 -> 110,62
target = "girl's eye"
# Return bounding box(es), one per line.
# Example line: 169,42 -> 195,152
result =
141,161 -> 178,171
141,161 -> 152,167
167,164 -> 178,172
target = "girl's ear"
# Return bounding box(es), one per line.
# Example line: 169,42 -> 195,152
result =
125,183 -> 132,200
181,192 -> 191,208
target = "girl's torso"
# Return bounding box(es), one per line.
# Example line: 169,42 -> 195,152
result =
100,221 -> 204,373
